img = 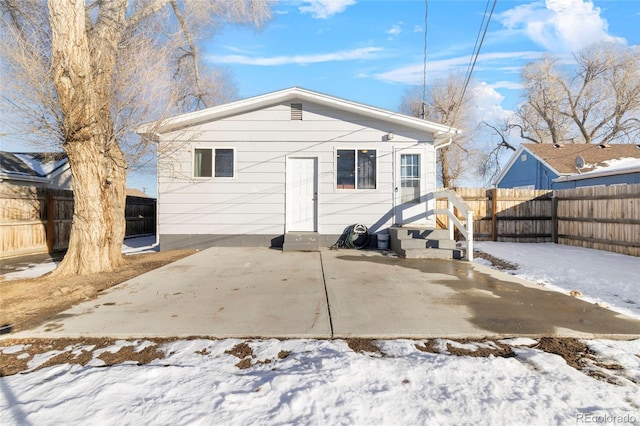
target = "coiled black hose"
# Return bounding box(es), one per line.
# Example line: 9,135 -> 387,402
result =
331,224 -> 370,250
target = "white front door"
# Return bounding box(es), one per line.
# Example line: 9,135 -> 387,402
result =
394,148 -> 428,225
286,157 -> 318,232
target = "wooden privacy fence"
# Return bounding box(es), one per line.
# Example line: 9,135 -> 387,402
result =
436,188 -> 553,243
436,185 -> 639,257
1,184 -> 156,258
555,185 -> 640,257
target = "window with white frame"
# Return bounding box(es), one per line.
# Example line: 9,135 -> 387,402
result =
336,149 -> 376,189
400,153 -> 420,203
194,148 -> 234,178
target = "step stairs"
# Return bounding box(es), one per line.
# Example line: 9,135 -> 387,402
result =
283,232 -> 320,252
388,226 -> 463,259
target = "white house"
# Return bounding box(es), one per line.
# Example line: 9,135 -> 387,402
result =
139,87 -> 459,250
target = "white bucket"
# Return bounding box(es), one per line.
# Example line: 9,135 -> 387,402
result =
377,233 -> 389,250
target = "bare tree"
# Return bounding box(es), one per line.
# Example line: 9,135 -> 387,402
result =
400,76 -> 480,187
0,0 -> 270,276
479,119 -> 517,185
481,42 -> 640,184
518,42 -> 640,144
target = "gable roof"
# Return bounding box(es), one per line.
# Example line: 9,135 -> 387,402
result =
137,87 -> 460,144
523,143 -> 640,174
0,151 -> 69,183
495,143 -> 640,185
126,188 -> 152,198
554,157 -> 640,183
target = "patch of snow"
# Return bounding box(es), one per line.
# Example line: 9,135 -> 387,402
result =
593,157 -> 640,171
475,242 -> 640,319
1,261 -> 58,281
26,350 -> 65,371
1,344 -> 30,355
122,235 -> 158,255
1,236 -> 158,281
499,338 -> 538,347
1,339 -> 639,425
13,153 -> 67,176
473,257 -> 492,267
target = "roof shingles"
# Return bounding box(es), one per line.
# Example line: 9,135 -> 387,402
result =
523,144 -> 640,175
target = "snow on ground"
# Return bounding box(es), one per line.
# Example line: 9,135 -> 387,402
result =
1,338 -> 639,425
1,242 -> 640,423
475,242 -> 640,320
0,236 -> 157,281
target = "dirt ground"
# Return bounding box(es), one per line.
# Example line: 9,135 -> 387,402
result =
0,249 -> 196,333
473,250 -> 519,270
0,336 -> 631,383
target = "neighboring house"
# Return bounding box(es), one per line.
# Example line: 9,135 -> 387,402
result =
126,188 -> 152,198
495,143 -> 640,190
0,151 -> 72,190
138,87 -> 459,250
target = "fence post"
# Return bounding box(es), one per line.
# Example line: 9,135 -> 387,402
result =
46,190 -> 55,252
491,188 -> 498,241
551,192 -> 558,244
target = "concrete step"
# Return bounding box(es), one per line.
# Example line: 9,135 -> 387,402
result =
396,247 -> 464,260
283,232 -> 320,252
399,238 -> 457,250
388,226 -> 461,259
389,227 -> 450,241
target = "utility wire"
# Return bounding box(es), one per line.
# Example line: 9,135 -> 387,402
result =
458,0 -> 497,111
421,0 -> 429,119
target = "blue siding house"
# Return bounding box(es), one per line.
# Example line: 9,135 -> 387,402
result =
496,144 -> 640,190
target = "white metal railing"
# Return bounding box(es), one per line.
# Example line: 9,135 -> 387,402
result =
432,189 -> 474,261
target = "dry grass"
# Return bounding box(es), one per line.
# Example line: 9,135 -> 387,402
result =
0,249 -> 196,332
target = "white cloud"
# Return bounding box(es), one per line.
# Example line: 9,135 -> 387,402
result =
386,22 -> 403,36
207,47 -> 383,66
413,25 -> 423,33
373,51 -> 543,85
472,82 -> 515,123
298,0 -> 356,19
498,0 -> 626,52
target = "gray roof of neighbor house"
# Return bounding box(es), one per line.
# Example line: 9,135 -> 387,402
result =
0,151 -> 69,179
522,143 -> 640,175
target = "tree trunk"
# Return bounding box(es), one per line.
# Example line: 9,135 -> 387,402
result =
48,0 -> 127,276
439,146 -> 452,188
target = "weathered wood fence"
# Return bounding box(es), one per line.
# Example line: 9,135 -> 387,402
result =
555,185 -> 640,257
436,184 -> 639,257
1,184 -> 156,258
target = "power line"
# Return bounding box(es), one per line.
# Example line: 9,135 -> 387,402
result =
421,0 -> 429,119
459,0 -> 497,111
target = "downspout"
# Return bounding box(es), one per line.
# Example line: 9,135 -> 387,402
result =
434,137 -> 453,151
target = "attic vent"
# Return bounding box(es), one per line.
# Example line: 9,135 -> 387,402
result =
291,103 -> 302,120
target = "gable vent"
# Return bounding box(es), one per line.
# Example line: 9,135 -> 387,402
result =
291,103 -> 302,120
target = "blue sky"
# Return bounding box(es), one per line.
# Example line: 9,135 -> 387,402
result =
132,0 -> 639,194
4,0 -> 639,195
206,0 -> 639,118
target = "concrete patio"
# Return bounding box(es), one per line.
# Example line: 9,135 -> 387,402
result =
3,247 -> 640,339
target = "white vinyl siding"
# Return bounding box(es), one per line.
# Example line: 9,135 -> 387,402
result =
159,100 -> 437,236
